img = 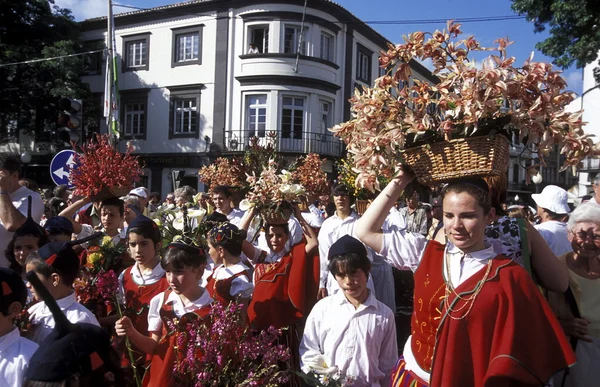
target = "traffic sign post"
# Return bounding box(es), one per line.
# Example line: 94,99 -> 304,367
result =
50,150 -> 78,188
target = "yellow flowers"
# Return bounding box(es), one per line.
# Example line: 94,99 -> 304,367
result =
101,236 -> 113,248
87,252 -> 103,265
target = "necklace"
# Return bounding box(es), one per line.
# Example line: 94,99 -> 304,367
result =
443,250 -> 493,320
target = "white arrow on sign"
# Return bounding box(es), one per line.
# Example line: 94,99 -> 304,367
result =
53,167 -> 70,180
66,154 -> 76,167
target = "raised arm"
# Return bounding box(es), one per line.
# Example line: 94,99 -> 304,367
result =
526,221 -> 569,292
355,170 -> 414,253
239,206 -> 257,231
293,204 -> 318,254
59,197 -> 92,234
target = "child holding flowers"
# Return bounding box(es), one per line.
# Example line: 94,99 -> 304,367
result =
115,241 -> 212,387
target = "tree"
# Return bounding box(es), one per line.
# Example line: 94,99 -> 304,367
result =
0,0 -> 96,143
511,0 -> 600,83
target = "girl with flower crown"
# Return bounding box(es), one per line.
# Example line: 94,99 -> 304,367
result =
355,170 -> 576,387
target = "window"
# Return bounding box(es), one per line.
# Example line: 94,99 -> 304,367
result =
248,25 -> 269,53
512,164 -> 519,184
281,96 -> 305,140
246,95 -> 267,138
120,89 -> 149,139
320,32 -> 334,62
283,26 -> 308,55
356,44 -> 373,83
123,33 -> 150,71
172,25 -> 203,67
168,86 -> 202,139
83,40 -> 104,75
319,100 -> 332,133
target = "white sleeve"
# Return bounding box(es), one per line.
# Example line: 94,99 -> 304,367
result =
317,228 -> 331,288
380,224 -> 427,272
289,216 -> 303,245
117,270 -> 126,304
69,307 -> 100,327
147,292 -> 165,333
30,193 -> 44,222
299,301 -> 325,372
230,276 -> 254,298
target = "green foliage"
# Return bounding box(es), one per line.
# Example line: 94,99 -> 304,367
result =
511,0 -> 600,77
0,0 -> 93,140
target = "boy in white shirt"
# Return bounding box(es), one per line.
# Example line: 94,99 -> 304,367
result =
300,235 -> 398,387
0,267 -> 38,387
25,242 -> 100,344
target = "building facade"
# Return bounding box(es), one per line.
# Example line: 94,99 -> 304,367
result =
75,0 -> 436,196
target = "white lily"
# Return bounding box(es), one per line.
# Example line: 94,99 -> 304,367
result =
279,184 -> 291,194
172,217 -> 184,230
187,208 -> 206,220
280,169 -> 291,183
239,199 -> 252,211
289,184 -> 305,195
307,355 -> 339,375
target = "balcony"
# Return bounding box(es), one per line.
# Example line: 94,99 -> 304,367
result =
223,129 -> 343,157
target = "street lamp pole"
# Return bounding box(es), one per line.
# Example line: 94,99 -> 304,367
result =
20,151 -> 32,178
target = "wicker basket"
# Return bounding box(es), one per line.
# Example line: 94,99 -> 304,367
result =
355,200 -> 370,216
262,209 -> 290,225
93,186 -> 132,201
403,135 -> 510,185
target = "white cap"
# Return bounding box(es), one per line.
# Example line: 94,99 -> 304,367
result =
532,185 -> 570,214
129,187 -> 148,199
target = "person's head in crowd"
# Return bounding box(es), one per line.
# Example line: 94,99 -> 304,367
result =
532,185 -> 570,223
422,203 -> 433,224
99,197 -> 125,235
161,242 -> 207,296
431,196 -> 443,221
567,203 -> 600,261
19,178 -> 39,192
507,205 -> 526,219
206,222 -> 246,266
331,183 -> 353,215
165,193 -> 175,206
441,178 -> 496,254
5,217 -> 49,275
174,185 -> 196,208
0,267 -> 28,336
211,185 -> 233,215
265,222 -> 290,254
44,216 -> 74,243
197,192 -> 210,211
42,188 -> 53,201
53,185 -> 71,202
148,192 -> 160,207
44,197 -> 67,220
328,235 -> 371,304
405,189 -> 420,210
592,175 -> 600,204
25,246 -> 79,302
127,214 -> 162,268
122,195 -> 142,225
483,174 -> 508,216
129,187 -> 148,209
0,156 -> 22,193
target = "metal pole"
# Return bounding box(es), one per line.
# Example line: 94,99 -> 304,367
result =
294,0 -> 308,73
106,0 -> 114,144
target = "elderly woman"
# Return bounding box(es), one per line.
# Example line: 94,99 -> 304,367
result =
173,185 -> 196,208
548,202 -> 600,387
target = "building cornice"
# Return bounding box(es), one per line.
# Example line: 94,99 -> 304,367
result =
235,74 -> 341,94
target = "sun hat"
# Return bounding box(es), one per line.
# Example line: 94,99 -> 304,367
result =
129,187 -> 148,199
532,185 -> 570,214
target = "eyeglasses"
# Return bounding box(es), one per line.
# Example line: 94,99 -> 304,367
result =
571,231 -> 600,243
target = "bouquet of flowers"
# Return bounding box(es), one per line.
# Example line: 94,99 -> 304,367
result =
169,301 -> 290,386
331,21 -> 597,190
242,132 -> 279,178
244,159 -> 305,222
298,355 -> 356,387
152,205 -> 206,247
290,153 -> 330,198
14,309 -> 33,338
71,134 -> 142,198
198,157 -> 246,191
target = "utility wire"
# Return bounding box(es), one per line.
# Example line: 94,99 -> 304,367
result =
0,49 -> 105,68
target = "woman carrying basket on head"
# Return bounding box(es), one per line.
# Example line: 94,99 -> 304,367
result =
355,169 -> 575,387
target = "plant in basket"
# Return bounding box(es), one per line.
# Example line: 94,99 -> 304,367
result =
151,205 -> 206,247
290,153 -> 331,199
168,301 -> 290,386
198,157 -> 246,191
70,134 -> 142,198
242,132 -> 280,178
331,21 -> 598,189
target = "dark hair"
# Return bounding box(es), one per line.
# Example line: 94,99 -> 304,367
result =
54,184 -> 70,199
581,195 -> 593,201
26,252 -> 77,287
207,224 -> 247,257
204,211 -> 229,223
211,185 -> 232,198
441,178 -> 492,214
19,178 -> 39,191
483,174 -> 507,215
127,223 -> 162,245
331,183 -> 352,198
0,155 -> 21,175
5,233 -> 50,275
100,197 -> 125,216
541,207 -> 568,222
46,197 -> 67,219
265,223 -> 290,236
149,192 -> 160,201
0,269 -> 27,316
161,245 -> 206,272
328,252 -> 371,277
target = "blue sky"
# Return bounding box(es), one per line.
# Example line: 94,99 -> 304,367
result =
56,0 -> 584,93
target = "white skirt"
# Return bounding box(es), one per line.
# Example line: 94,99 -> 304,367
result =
551,337 -> 600,387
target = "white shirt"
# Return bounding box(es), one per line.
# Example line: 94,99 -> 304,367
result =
535,220 -> 573,257
0,186 -> 44,268
301,204 -> 324,228
147,289 -> 213,332
211,262 -> 254,298
300,290 -> 397,387
225,208 -> 245,226
79,224 -> 126,247
0,328 -> 38,387
118,262 -> 166,301
28,292 -> 100,344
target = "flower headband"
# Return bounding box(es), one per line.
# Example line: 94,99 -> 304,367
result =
208,222 -> 244,243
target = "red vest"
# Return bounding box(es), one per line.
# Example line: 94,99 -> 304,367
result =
206,266 -> 250,305
142,289 -> 211,387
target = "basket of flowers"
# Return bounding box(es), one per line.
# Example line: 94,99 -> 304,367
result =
198,157 -> 246,192
290,153 -> 331,199
70,134 -> 142,198
331,21 -> 597,189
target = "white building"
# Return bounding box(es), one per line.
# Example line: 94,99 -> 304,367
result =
76,0 -> 436,196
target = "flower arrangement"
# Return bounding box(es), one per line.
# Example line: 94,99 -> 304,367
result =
243,132 -> 280,178
331,21 -> 597,191
152,205 -> 206,247
198,157 -> 246,191
168,301 -> 290,386
290,153 -> 330,198
245,159 -> 305,220
15,309 -> 33,338
71,134 -> 142,198
298,355 -> 356,387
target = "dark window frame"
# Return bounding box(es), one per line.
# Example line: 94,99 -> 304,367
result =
120,89 -> 150,140
356,43 -> 373,84
83,39 -> 104,75
122,33 -> 151,72
171,25 -> 204,68
168,85 -> 203,139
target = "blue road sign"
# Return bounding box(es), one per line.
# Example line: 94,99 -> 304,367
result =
50,150 -> 78,187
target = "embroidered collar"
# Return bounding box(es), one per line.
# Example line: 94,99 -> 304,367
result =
446,242 -> 496,261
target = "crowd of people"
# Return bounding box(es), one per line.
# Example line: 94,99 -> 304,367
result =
1,153 -> 599,387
